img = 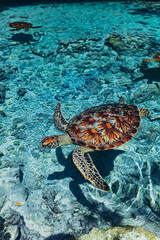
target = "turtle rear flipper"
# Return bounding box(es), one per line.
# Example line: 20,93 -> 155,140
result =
54,102 -> 68,132
73,147 -> 110,191
139,108 -> 150,118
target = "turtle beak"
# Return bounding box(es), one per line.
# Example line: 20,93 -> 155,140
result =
40,141 -> 45,148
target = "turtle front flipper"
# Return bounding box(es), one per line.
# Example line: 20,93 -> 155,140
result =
54,102 -> 68,133
73,147 -> 110,191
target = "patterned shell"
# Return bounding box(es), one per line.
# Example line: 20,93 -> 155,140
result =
67,103 -> 141,150
9,22 -> 32,28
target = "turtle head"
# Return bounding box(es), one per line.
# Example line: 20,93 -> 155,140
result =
40,136 -> 60,148
139,108 -> 150,119
40,134 -> 72,149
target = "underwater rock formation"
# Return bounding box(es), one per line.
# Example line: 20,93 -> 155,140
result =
78,226 -> 160,240
132,83 -> 160,102
17,87 -> 27,97
0,84 -> 6,104
0,68 -> 6,81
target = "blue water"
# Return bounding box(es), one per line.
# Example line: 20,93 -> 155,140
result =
0,1 -> 160,239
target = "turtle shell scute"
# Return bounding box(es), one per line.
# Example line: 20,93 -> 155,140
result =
67,103 -> 141,150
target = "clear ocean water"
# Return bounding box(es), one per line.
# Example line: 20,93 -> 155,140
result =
0,0 -> 160,239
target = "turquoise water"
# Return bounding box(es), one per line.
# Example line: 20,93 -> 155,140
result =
0,1 -> 160,239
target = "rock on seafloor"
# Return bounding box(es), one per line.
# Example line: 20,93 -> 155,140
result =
78,226 -> 160,240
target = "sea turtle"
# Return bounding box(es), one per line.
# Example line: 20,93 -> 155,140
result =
9,21 -> 42,31
143,53 -> 160,66
41,97 -> 149,191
